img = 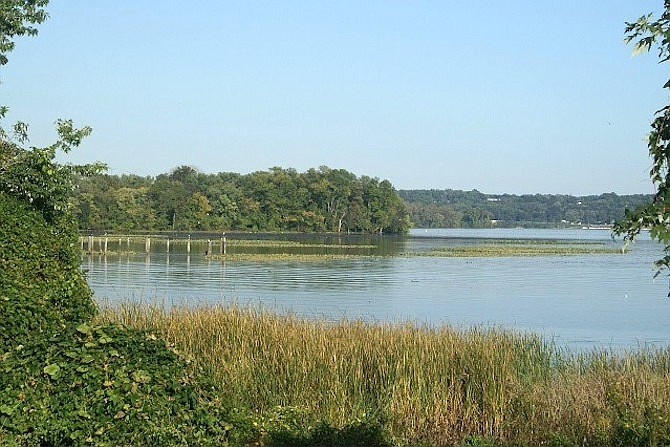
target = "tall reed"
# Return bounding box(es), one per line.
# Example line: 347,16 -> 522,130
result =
99,302 -> 670,446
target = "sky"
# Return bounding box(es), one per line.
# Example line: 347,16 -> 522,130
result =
1,1 -> 668,195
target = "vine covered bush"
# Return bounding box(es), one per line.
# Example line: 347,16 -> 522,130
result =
0,190 -> 232,445
0,191 -> 95,349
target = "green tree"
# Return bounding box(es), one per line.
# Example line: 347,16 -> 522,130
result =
204,172 -> 242,229
0,0 -> 47,143
614,2 -> 670,275
308,166 -> 357,232
147,173 -> 190,229
113,186 -> 156,230
0,0 -> 48,66
0,6 -> 231,444
184,191 -> 213,230
0,1 -> 105,218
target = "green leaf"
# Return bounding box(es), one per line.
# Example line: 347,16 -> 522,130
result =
76,322 -> 92,335
0,404 -> 15,416
132,369 -> 151,384
632,40 -> 651,56
44,363 -> 61,378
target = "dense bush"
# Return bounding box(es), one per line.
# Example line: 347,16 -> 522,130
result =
0,322 -> 228,446
0,191 -> 233,446
0,191 -> 95,350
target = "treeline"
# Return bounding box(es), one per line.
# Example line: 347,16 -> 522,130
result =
399,189 -> 653,228
72,166 -> 411,234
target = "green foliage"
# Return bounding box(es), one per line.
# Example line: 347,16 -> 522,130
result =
0,323 -> 229,446
258,407 -> 390,447
74,165 -> 412,234
401,189 -> 652,229
0,192 -> 230,445
0,121 -> 105,223
0,192 -> 95,350
0,0 -> 48,67
614,1 -> 670,276
0,6 -> 230,444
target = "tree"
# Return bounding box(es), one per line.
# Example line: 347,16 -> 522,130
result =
0,1 -> 105,220
613,2 -> 670,276
0,0 -> 48,66
0,0 -> 48,140
0,6 -> 231,444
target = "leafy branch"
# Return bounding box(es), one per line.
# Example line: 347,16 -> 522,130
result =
614,1 -> 670,276
0,119 -> 106,222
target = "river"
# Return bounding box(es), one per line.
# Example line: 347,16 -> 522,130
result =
82,228 -> 670,351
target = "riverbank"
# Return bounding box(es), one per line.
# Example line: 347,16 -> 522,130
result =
99,303 -> 670,446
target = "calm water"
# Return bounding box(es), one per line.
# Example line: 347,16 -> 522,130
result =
83,229 -> 670,351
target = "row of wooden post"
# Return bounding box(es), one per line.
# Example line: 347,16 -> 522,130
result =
81,236 -> 227,255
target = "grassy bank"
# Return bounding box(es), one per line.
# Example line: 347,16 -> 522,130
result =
99,303 -> 670,446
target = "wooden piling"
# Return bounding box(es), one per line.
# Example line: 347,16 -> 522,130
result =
88,235 -> 93,254
221,236 -> 227,255
104,237 -> 108,253
187,236 -> 191,254
166,238 -> 170,253
145,237 -> 151,254
207,239 -> 212,255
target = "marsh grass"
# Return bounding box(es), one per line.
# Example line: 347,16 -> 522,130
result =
225,240 -> 377,249
421,241 -> 623,257
83,235 -> 621,260
206,253 -> 382,261
98,303 -> 670,446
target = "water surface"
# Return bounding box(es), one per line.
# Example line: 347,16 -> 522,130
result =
83,229 -> 670,351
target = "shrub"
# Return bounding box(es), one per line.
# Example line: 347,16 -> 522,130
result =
0,191 -> 95,350
0,173 -> 230,445
0,322 -> 229,446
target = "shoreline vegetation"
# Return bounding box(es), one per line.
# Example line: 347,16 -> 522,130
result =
78,234 -> 625,259
99,302 -> 670,447
71,167 -> 652,234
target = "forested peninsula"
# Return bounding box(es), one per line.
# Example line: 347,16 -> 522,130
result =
72,165 -> 651,233
73,166 -> 411,234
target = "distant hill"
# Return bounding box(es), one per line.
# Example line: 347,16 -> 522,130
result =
398,189 -> 652,228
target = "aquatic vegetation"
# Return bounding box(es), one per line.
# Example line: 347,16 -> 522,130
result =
206,253 -> 382,262
225,239 -> 377,249
417,241 -> 623,257
99,303 -> 670,447
82,234 -> 624,260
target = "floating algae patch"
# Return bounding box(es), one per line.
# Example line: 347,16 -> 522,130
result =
413,240 -> 624,258
226,239 -> 377,249
208,239 -> 624,260
206,253 -> 383,262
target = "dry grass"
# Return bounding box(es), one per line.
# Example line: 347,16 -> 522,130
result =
98,303 -> 670,446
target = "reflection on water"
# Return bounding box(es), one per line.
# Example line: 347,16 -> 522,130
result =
83,229 -> 670,351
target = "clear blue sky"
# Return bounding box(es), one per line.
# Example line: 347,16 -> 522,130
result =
2,1 -> 667,195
